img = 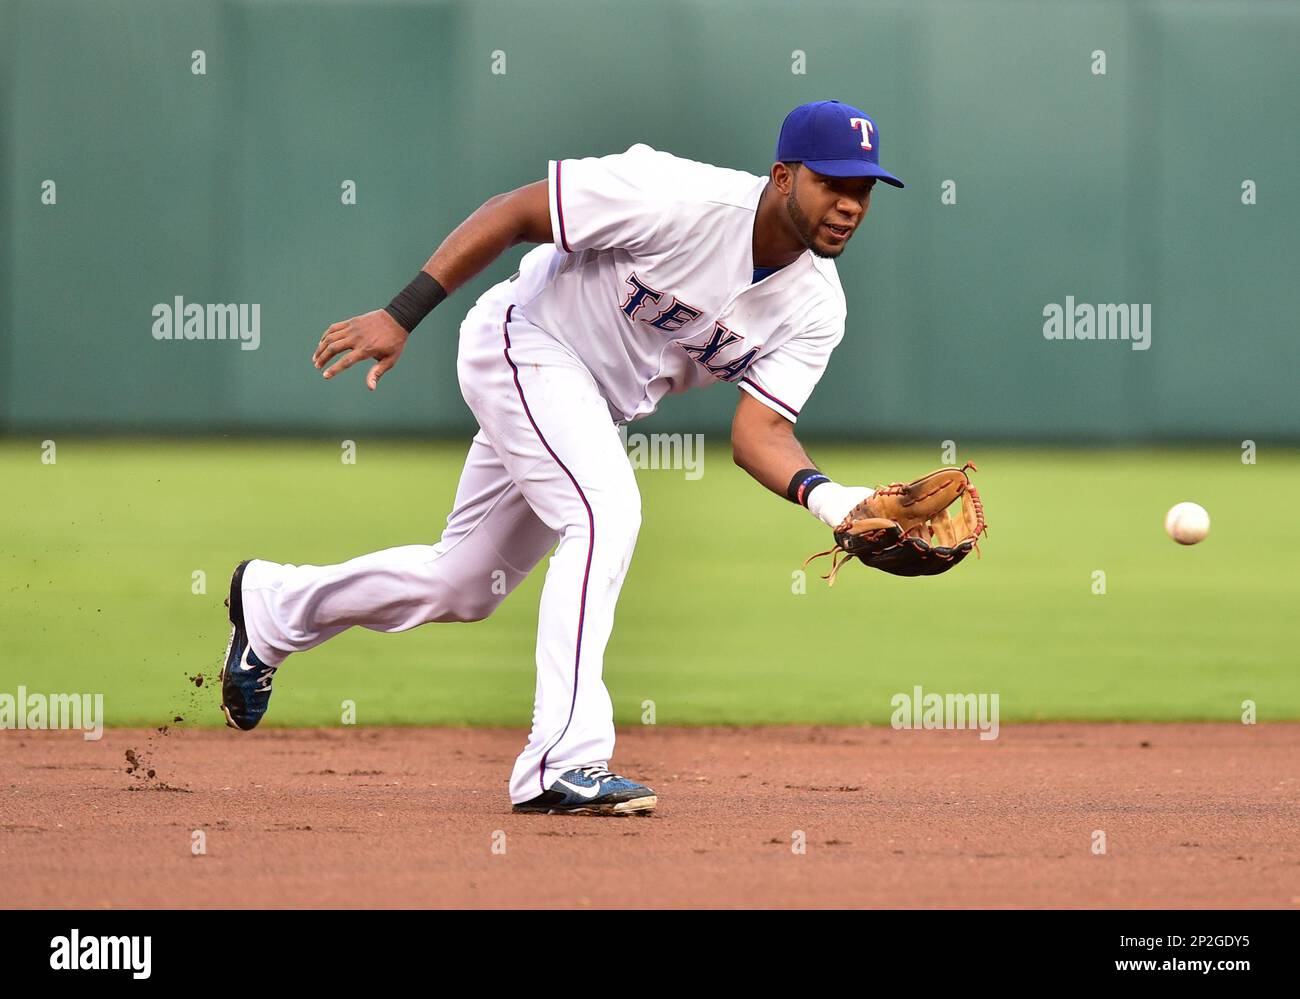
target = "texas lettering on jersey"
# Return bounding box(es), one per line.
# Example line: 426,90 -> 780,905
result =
619,271 -> 759,382
469,142 -> 847,424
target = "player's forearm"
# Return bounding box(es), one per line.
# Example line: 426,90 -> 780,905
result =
731,392 -> 873,527
420,186 -> 549,296
314,182 -> 553,389
732,414 -> 816,497
385,180 -> 552,333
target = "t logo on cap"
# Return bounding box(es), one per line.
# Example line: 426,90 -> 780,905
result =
849,117 -> 874,151
775,99 -> 904,187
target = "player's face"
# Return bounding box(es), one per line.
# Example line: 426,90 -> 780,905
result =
784,168 -> 875,259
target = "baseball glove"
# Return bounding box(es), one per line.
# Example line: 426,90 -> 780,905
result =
804,462 -> 987,583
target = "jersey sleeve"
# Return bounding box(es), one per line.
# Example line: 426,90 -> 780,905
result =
548,144 -> 671,256
737,314 -> 845,423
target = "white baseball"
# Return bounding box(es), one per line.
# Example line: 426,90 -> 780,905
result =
1164,502 -> 1210,545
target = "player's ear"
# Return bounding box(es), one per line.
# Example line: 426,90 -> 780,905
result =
770,162 -> 791,195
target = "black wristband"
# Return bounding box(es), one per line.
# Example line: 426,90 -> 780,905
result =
787,468 -> 830,507
384,271 -> 448,333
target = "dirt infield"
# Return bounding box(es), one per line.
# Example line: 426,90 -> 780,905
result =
3,724 -> 1298,908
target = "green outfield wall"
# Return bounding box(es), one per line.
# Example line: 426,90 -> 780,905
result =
2,0 -> 1296,440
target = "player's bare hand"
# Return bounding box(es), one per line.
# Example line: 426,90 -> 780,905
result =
313,310 -> 409,391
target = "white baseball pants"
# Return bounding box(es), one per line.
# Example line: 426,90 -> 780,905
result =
241,295 -> 640,804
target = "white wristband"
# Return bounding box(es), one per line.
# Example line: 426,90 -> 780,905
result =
806,482 -> 875,529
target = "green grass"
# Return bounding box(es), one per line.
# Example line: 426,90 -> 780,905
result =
2,439 -> 1296,727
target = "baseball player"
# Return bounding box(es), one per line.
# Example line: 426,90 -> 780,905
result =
220,99 -> 904,815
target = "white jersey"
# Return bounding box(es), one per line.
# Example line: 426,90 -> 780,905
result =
472,142 -> 847,424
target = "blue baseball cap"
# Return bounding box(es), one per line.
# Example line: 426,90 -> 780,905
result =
775,99 -> 904,188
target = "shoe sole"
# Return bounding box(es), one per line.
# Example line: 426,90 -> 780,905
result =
512,795 -> 657,816
218,626 -> 253,731
218,624 -> 240,730
220,561 -> 254,731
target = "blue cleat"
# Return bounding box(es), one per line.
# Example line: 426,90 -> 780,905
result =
513,766 -> 657,816
219,559 -> 278,731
